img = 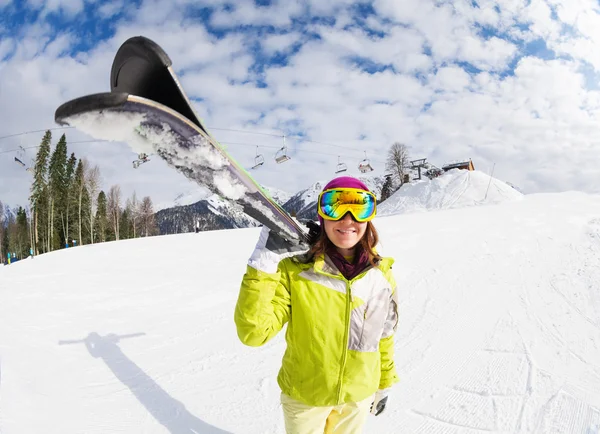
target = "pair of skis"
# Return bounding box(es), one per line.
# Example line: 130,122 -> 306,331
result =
55,36 -> 309,246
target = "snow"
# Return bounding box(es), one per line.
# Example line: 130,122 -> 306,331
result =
67,112 -> 245,200
3,188 -> 600,433
67,112 -> 156,155
379,169 -> 524,216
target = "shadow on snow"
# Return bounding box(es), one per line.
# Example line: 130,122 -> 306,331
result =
59,332 -> 231,434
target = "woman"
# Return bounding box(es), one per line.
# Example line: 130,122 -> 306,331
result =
235,176 -> 399,434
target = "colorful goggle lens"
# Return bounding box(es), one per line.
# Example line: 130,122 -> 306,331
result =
318,188 -> 377,222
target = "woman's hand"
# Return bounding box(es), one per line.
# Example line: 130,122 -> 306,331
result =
370,388 -> 390,416
248,226 -> 309,274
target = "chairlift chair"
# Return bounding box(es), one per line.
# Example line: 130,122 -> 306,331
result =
358,151 -> 373,173
132,153 -> 150,169
15,145 -> 27,168
335,156 -> 347,174
252,146 -> 264,169
274,136 -> 291,163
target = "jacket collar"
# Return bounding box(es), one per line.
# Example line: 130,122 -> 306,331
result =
313,253 -> 394,280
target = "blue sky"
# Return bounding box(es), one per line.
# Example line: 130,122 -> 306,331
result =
1,0 -> 600,209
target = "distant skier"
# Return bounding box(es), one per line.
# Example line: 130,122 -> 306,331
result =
235,176 -> 399,433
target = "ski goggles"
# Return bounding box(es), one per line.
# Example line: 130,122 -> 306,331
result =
317,188 -> 377,222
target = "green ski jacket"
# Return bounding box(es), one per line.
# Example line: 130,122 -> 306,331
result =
235,253 -> 399,407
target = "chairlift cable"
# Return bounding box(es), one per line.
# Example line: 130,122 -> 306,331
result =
0,126 -> 74,143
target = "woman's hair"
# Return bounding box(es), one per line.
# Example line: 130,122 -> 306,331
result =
309,221 -> 382,266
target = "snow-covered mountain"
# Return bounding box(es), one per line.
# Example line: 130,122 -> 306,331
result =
155,187 -> 212,212
260,185 -> 292,207
155,194 -> 259,234
378,169 -> 523,216
154,184 -> 291,235
156,184 -> 291,214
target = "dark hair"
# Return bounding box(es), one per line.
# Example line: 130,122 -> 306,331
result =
309,221 -> 382,267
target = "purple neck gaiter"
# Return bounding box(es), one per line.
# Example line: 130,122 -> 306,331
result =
326,246 -> 371,280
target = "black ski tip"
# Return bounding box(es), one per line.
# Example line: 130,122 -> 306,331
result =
111,36 -> 172,93
55,92 -> 129,126
109,35 -> 203,130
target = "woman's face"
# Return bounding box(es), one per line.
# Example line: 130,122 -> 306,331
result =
323,212 -> 367,255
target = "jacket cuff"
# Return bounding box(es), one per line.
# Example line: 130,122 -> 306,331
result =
379,369 -> 399,389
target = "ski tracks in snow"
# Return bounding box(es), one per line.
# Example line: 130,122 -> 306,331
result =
370,205 -> 600,433
512,217 -> 600,434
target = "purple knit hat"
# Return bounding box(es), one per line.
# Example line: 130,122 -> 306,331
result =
317,176 -> 371,225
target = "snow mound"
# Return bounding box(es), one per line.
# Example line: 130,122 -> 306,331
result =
379,169 -> 523,216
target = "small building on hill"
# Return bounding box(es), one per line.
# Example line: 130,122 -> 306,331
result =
442,159 -> 475,172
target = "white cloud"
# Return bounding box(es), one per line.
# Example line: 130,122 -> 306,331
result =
261,32 -> 302,56
210,0 -> 303,29
44,33 -> 75,57
27,0 -> 85,19
0,37 -> 14,59
429,66 -> 472,92
96,0 -> 124,19
458,35 -> 518,71
3,0 -> 600,209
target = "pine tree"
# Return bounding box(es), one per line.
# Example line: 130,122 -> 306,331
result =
1,225 -> 8,263
64,152 -> 77,245
30,131 -> 51,254
120,207 -> 131,240
379,174 -> 395,203
48,134 -> 68,250
72,159 -> 89,245
15,207 -> 29,258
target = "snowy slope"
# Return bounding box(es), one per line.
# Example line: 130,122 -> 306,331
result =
379,169 -> 523,216
2,192 -> 600,433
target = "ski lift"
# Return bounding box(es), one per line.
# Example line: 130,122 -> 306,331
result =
358,151 -> 374,173
15,145 -> 32,172
252,146 -> 264,169
274,136 -> 291,164
335,156 -> 347,174
132,153 -> 150,169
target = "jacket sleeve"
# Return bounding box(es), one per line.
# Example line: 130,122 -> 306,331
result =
379,273 -> 399,389
234,262 -> 291,347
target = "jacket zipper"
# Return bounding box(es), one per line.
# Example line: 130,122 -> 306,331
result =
336,279 -> 352,404
315,261 -> 373,404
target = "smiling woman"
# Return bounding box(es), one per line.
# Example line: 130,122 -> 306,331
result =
235,175 -> 399,434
